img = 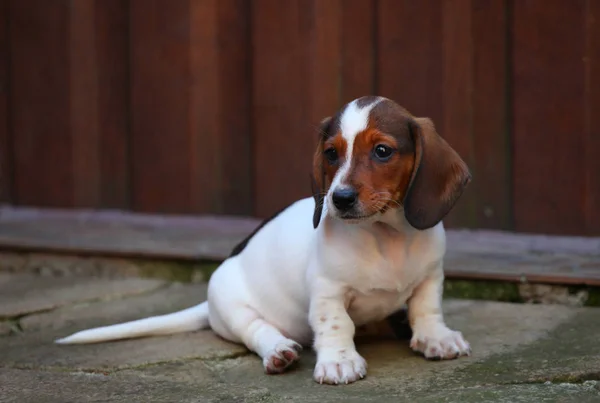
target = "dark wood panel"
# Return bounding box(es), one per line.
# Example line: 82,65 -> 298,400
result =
0,0 -> 11,204
512,0 -> 587,235
440,0 -> 477,228
377,0 -> 443,125
69,0 -> 101,207
340,0 -> 376,102
130,0 -> 251,215
252,0 -> 342,217
212,0 -> 252,215
10,0 -> 73,207
470,0 -> 511,230
130,0 -> 193,213
586,0 -> 600,235
95,0 -> 131,209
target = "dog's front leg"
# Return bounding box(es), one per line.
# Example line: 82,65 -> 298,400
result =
309,284 -> 367,385
407,264 -> 471,360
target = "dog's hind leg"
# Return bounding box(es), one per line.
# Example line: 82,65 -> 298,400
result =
207,260 -> 302,374
212,300 -> 302,374
240,313 -> 303,374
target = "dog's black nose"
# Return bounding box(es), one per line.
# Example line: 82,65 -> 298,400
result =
332,187 -> 358,211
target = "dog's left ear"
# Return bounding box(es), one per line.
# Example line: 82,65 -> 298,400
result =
312,116 -> 333,229
403,117 -> 471,230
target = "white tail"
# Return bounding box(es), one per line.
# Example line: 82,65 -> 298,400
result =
55,301 -> 210,344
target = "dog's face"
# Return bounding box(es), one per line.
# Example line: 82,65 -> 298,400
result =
312,96 -> 471,230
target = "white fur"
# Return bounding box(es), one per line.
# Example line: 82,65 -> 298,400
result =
55,100 -> 470,385
331,98 -> 382,191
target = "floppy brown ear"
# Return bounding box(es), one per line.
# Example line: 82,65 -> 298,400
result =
402,117 -> 472,230
312,116 -> 333,228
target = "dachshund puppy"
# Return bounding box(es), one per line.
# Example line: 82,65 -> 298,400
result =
56,96 -> 472,385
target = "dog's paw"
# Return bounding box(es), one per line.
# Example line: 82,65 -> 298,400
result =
313,349 -> 367,385
263,339 -> 303,374
410,325 -> 471,360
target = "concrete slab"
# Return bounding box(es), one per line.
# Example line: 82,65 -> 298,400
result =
1,284 -> 245,371
0,274 -> 166,318
0,367 -> 222,403
20,282 -> 207,332
0,274 -> 599,402
0,330 -> 247,371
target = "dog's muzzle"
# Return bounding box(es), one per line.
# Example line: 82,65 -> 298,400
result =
331,187 -> 358,215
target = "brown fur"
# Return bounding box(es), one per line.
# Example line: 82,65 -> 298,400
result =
312,97 -> 471,230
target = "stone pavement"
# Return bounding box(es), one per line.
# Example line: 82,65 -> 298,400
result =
1,273 -> 599,402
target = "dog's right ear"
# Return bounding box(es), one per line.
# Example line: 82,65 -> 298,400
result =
312,116 -> 333,229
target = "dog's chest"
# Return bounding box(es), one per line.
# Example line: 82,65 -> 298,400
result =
321,222 -> 438,325
345,288 -> 410,326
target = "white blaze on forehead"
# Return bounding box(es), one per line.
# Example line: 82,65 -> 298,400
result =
331,98 -> 383,189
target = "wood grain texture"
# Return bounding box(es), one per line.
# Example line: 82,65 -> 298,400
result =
130,0 -> 251,215
512,0 -> 587,235
10,0 -> 73,207
470,0 -> 511,230
586,0 -> 600,235
377,0 -> 443,125
441,0 -> 476,228
95,0 -> 131,209
9,0 -> 131,209
212,0 -> 252,215
252,0 -> 342,217
340,0 -> 376,102
0,0 -> 11,204
69,0 -> 101,207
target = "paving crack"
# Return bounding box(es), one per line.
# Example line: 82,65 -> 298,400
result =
0,280 -> 173,323
0,350 -> 253,375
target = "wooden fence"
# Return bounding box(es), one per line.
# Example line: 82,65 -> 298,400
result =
0,0 -> 598,236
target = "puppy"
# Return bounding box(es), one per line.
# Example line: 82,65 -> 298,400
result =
56,96 -> 472,385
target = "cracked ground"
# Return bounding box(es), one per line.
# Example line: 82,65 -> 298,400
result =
1,272 -> 599,402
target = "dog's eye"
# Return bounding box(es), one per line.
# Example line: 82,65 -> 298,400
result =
373,144 -> 394,161
324,147 -> 338,164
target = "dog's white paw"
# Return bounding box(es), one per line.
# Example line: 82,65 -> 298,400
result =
410,325 -> 471,360
313,349 -> 367,385
263,339 -> 303,374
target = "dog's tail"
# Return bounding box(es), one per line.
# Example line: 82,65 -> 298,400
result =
54,301 -> 210,344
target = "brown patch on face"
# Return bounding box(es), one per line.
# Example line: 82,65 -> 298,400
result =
314,97 -> 470,228
320,133 -> 347,187
344,125 -> 415,217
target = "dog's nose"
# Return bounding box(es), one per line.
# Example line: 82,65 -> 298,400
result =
332,187 -> 358,211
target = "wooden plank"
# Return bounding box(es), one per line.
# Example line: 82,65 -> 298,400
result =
377,0 -> 443,125
252,0 -> 342,217
211,0 -> 252,215
9,0 -> 125,209
0,206 -> 599,287
130,0 -> 193,213
440,0 -> 477,228
0,0 -> 11,204
95,0 -> 131,209
586,0 -> 600,235
512,0 -> 587,235
10,0 -> 73,207
69,0 -> 101,207
340,0 -> 376,102
0,206 -> 260,261
470,0 -> 511,230
130,0 -> 251,215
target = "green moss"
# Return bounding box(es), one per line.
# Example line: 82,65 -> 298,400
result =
443,279 -> 523,303
132,259 -> 221,283
580,287 -> 600,307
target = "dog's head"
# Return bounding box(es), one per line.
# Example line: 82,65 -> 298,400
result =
312,96 -> 471,230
